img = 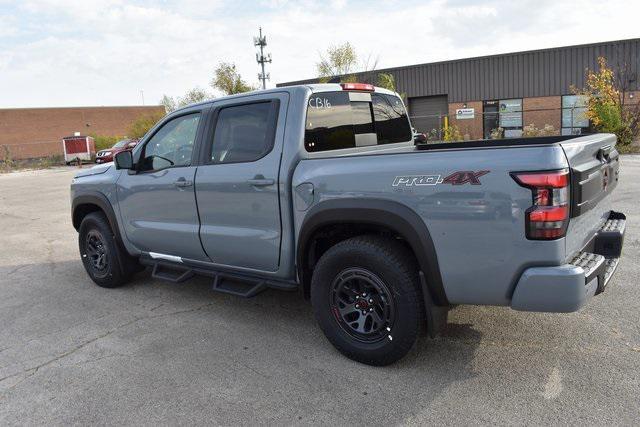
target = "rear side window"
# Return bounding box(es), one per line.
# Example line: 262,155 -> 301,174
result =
210,101 -> 278,164
305,91 -> 412,152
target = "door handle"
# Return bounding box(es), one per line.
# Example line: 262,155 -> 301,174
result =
174,178 -> 193,188
247,178 -> 275,187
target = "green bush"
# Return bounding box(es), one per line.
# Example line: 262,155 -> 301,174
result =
443,125 -> 463,142
91,134 -> 123,151
128,112 -> 166,139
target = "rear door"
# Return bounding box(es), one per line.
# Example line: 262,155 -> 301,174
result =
195,93 -> 288,272
561,133 -> 620,256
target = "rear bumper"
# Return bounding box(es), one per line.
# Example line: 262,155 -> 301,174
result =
511,211 -> 625,313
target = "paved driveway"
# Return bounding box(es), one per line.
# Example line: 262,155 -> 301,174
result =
1,160 -> 639,425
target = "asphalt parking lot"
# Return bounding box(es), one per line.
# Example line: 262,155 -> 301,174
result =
1,158 -> 639,425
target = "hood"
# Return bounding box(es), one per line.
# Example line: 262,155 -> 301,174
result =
74,163 -> 113,178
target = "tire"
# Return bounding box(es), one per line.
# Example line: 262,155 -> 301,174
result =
310,235 -> 424,366
78,211 -> 137,288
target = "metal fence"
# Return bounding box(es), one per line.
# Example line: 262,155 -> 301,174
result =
408,106 -> 592,141
410,103 -> 640,141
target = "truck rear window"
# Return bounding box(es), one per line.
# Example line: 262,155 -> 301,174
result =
305,91 -> 412,152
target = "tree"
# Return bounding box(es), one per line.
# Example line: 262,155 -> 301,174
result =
178,87 -> 212,106
316,42 -> 359,83
160,87 -> 212,113
159,94 -> 176,114
573,57 -> 640,145
376,72 -> 406,101
376,72 -> 396,91
128,111 -> 166,139
211,62 -> 256,95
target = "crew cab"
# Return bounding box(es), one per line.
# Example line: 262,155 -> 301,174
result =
71,83 -> 625,365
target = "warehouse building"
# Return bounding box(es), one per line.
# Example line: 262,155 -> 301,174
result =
278,38 -> 639,140
0,105 -> 165,160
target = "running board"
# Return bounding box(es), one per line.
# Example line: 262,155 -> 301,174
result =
212,275 -> 267,298
141,256 -> 298,298
151,264 -> 194,283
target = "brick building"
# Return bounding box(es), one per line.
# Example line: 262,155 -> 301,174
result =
0,105 -> 165,160
279,38 -> 640,140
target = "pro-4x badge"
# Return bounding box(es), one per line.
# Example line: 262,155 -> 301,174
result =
393,170 -> 489,187
442,170 -> 490,185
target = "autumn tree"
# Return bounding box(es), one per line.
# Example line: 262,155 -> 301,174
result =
376,72 -> 406,100
211,62 -> 256,95
316,42 -> 360,83
160,87 -> 213,113
318,43 -> 404,95
127,111 -> 166,139
574,57 -> 640,145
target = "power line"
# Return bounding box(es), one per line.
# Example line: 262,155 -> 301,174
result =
254,27 -> 272,90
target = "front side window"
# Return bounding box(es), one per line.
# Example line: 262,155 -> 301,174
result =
305,91 -> 411,152
562,95 -> 589,135
210,102 -> 277,164
140,113 -> 200,171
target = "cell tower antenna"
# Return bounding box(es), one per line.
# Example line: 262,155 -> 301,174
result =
254,27 -> 272,90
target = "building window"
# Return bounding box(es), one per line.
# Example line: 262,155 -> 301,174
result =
499,99 -> 523,137
561,95 -> 589,135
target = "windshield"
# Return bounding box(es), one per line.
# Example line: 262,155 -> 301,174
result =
113,140 -> 129,148
305,91 -> 412,152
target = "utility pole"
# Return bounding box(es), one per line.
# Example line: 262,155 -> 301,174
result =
254,27 -> 271,90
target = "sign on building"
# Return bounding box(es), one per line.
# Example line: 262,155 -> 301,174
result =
456,108 -> 475,119
499,99 -> 523,128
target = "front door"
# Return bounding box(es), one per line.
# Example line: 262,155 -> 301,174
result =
483,100 -> 499,139
195,95 -> 287,272
116,111 -> 208,261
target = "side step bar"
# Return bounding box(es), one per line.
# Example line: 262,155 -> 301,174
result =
151,263 -> 195,283
141,256 -> 298,298
212,275 -> 268,298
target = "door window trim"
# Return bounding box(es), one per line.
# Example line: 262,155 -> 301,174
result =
201,99 -> 280,166
134,110 -> 204,173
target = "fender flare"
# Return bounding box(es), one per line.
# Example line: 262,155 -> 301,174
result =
297,198 -> 448,306
72,192 -> 123,244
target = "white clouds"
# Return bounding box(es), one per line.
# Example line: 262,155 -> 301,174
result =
1,0 -> 639,107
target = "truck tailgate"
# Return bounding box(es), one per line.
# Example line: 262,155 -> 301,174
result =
561,134 -> 620,257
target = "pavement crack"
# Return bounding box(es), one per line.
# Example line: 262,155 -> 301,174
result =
0,301 -> 217,393
6,265 -> 29,276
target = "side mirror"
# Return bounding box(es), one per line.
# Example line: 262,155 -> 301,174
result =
413,133 -> 428,144
114,150 -> 133,170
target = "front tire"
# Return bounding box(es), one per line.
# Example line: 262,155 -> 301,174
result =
310,235 -> 424,366
78,211 -> 137,288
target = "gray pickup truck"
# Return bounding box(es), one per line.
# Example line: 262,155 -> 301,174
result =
71,83 -> 625,365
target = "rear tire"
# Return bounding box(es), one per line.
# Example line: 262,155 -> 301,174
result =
310,235 -> 424,366
78,211 -> 137,288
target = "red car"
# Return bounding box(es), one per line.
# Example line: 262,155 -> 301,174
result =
95,139 -> 138,164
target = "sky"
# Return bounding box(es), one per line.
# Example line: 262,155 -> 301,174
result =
1,0 -> 639,108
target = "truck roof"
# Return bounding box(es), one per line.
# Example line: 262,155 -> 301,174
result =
172,84 -> 400,114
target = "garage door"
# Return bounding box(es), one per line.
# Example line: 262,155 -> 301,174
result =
408,95 -> 449,136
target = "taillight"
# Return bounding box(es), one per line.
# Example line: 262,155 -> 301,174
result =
511,169 -> 570,240
340,82 -> 374,91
